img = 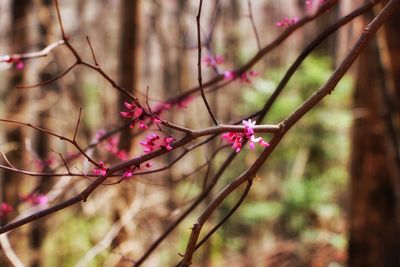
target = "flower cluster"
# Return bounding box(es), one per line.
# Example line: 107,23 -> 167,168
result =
93,161 -> 107,176
35,155 -> 56,172
224,71 -> 236,81
177,96 -> 194,109
0,202 -> 13,218
239,70 -> 259,83
153,96 -> 194,115
305,0 -> 326,6
275,16 -> 299,27
140,133 -> 175,153
305,0 -> 326,13
203,55 -> 224,67
105,136 -> 128,160
222,119 -> 269,153
94,130 -> 129,160
122,162 -> 153,179
120,101 -> 143,128
223,70 -> 259,84
21,193 -> 48,206
1,55 -> 25,70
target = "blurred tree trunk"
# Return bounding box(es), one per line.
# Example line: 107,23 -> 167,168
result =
149,3 -> 179,264
0,0 -> 30,266
2,0 -> 29,205
29,1 -> 54,266
348,6 -> 400,267
112,1 -> 140,264
381,0 -> 400,144
222,0 -> 241,66
118,0 -> 140,151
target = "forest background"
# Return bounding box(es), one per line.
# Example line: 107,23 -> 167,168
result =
0,0 -> 399,266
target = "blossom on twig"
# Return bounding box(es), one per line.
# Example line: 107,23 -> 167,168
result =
92,161 -> 107,176
222,119 -> 269,153
140,134 -> 175,153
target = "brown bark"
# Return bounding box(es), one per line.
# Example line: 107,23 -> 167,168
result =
111,2 -> 140,263
2,0 -> 30,223
29,1 -> 55,266
348,8 -> 400,266
0,1 -> 30,266
118,0 -> 140,151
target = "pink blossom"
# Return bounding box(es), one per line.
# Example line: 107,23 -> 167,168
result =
120,101 -> 143,120
93,161 -> 107,176
123,167 -> 135,178
116,150 -> 128,160
145,162 -> 152,168
0,202 -> 13,217
204,55 -> 224,67
152,117 -> 162,124
102,136 -> 129,160
140,134 -> 175,153
242,119 -> 256,137
222,132 -> 244,152
305,0 -> 326,13
95,129 -> 106,141
163,137 -> 175,150
222,120 -> 269,152
178,96 -> 194,109
105,136 -> 119,154
250,135 -> 269,150
22,194 -> 48,206
2,56 -> 25,70
140,133 -> 160,153
259,139 -> 270,147
224,71 -> 236,81
276,16 -> 299,27
139,120 -> 148,130
305,0 -> 326,6
240,71 -> 259,83
16,61 -> 24,70
35,156 -> 56,171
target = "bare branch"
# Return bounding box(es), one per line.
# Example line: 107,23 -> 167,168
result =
196,0 -> 219,125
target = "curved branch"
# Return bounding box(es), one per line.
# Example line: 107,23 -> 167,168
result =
178,0 -> 398,265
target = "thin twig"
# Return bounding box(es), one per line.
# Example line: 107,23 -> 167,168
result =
0,118 -> 99,167
16,61 -> 78,89
86,36 -> 99,66
194,179 -> 253,250
73,108 -> 82,142
54,0 -> 67,39
247,0 -> 261,50
0,40 -> 64,62
196,0 -> 219,125
178,0 -> 398,264
53,151 -> 71,174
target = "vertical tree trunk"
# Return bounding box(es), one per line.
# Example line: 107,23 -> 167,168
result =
118,0 -> 140,152
348,8 -> 400,266
380,0 -> 400,171
2,0 -> 30,204
0,1 -> 30,266
29,1 -> 54,266
111,2 -> 140,263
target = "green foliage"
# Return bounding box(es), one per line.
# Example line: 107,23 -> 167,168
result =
229,55 -> 351,244
240,201 -> 283,223
43,210 -> 110,267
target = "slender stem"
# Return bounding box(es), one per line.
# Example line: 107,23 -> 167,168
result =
247,0 -> 261,50
178,0 -> 398,265
196,0 -> 219,125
